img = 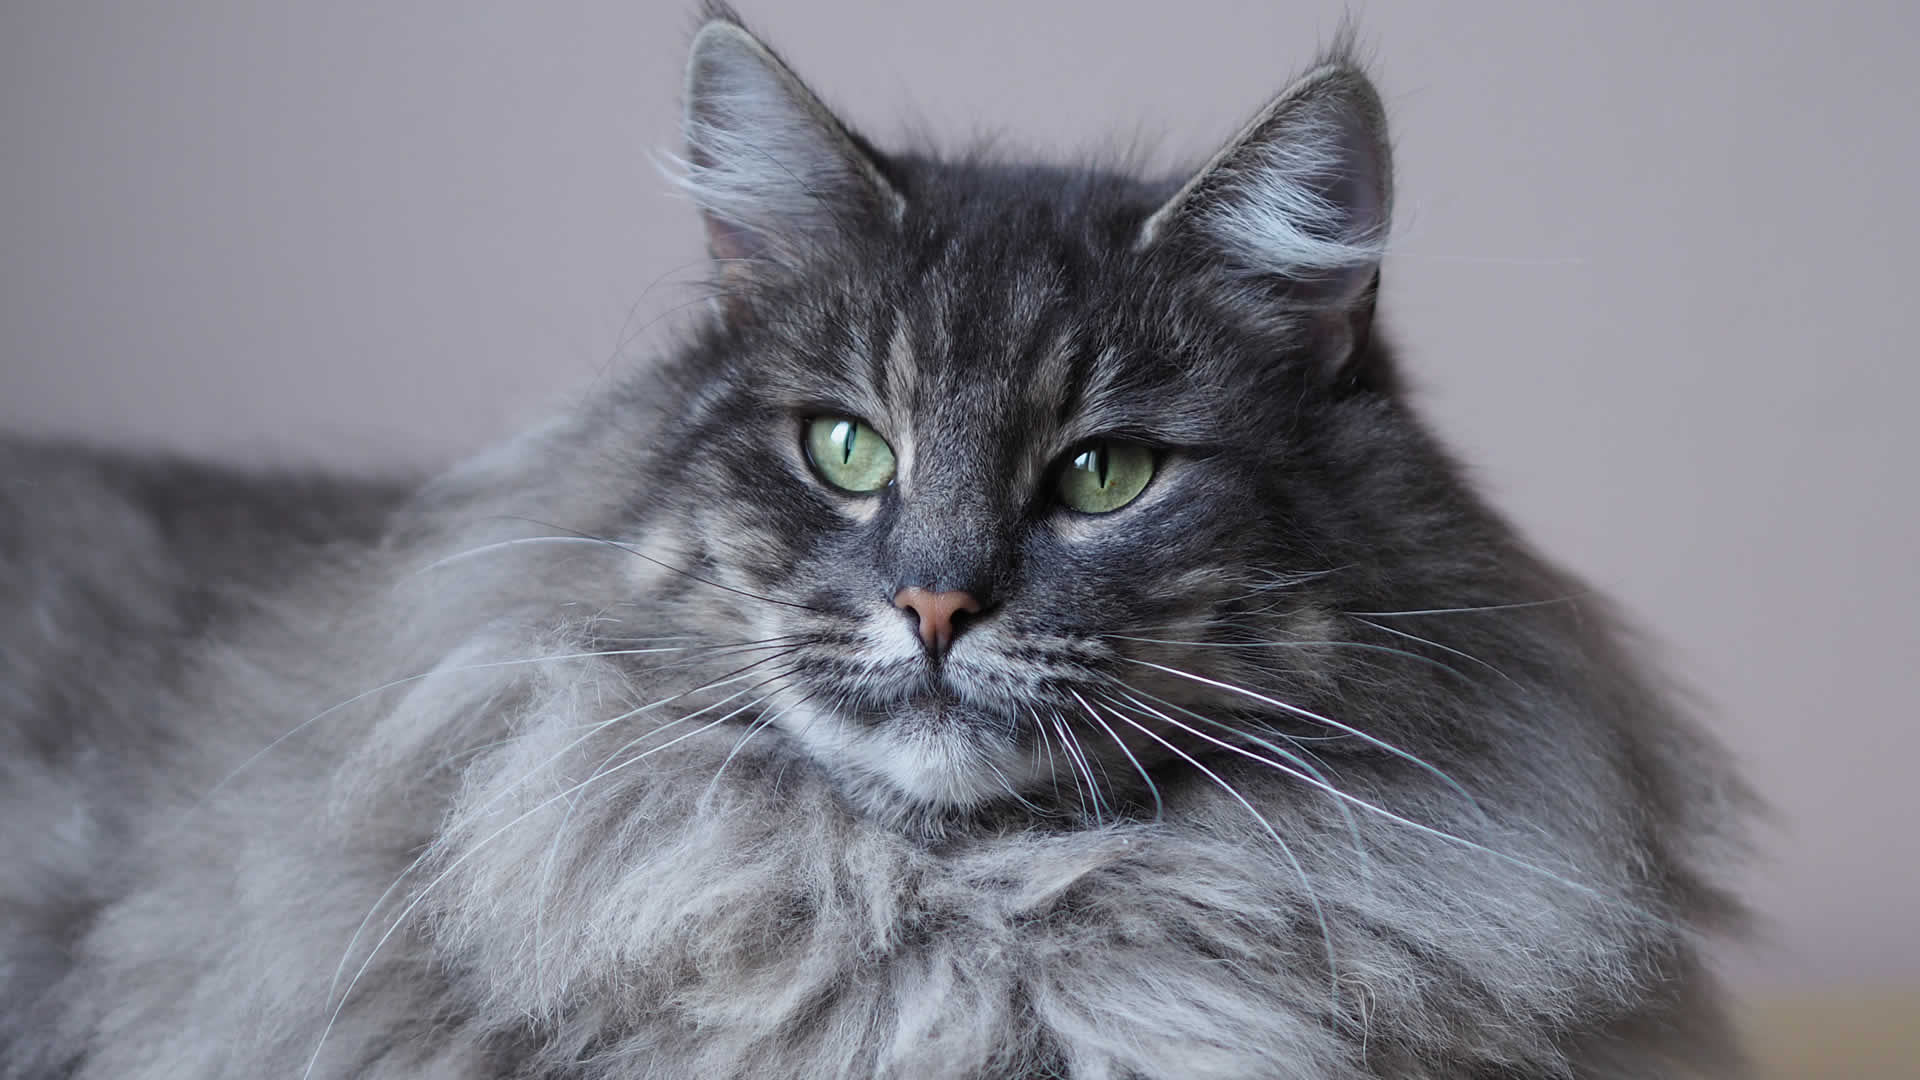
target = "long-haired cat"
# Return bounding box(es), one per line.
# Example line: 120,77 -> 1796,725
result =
0,6 -> 1748,1077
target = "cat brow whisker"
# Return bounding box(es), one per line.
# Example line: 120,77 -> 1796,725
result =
1067,687 -> 1162,822
1120,658 -> 1487,820
597,254 -> 734,377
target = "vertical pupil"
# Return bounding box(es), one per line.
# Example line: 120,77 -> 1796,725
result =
1094,443 -> 1109,488
836,421 -> 856,465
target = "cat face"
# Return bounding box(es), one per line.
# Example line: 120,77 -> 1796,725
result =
633,16 -> 1421,823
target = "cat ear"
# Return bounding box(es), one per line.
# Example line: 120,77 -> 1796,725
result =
680,10 -> 904,270
1139,55 -> 1391,369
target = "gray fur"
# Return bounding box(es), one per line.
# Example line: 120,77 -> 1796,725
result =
0,8 -> 1748,1078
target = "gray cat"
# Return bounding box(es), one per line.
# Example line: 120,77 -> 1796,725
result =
0,7 -> 1749,1078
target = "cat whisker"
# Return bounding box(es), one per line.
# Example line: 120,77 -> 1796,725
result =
1100,683 -> 1369,888
306,684 -> 775,1080
1099,682 -> 1632,911
534,674 -> 795,1000
1244,565 -> 1350,590
406,534 -> 655,578
1047,709 -> 1101,825
1347,617 -> 1519,685
422,715 -> 654,778
603,636 -> 818,682
598,254 -> 736,378
1119,657 -> 1486,820
496,515 -> 827,613
1343,595 -> 1588,619
1067,687 -> 1162,822
1101,633 -> 1477,683
1103,680 -> 1344,783
1039,710 -> 1084,821
1025,705 -> 1066,809
180,636 -> 806,824
704,685 -> 817,799
1061,708 -> 1118,826
978,751 -> 1046,817
1088,696 -> 1341,1005
323,649 -> 802,1015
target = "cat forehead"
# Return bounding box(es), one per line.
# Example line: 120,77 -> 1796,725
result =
753,295 -> 1228,464
733,163 -> 1301,443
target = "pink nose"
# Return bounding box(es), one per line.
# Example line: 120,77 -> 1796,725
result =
892,587 -> 983,656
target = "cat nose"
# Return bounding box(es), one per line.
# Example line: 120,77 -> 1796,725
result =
891,587 -> 983,657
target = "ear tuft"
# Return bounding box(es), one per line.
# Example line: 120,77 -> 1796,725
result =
1141,55 -> 1392,308
678,11 -> 901,268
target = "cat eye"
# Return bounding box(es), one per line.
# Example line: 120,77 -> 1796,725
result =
1056,439 -> 1155,513
804,416 -> 897,492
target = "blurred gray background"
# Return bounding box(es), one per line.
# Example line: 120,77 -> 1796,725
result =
3,1 -> 1915,996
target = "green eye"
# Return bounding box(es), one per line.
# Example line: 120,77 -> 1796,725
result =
1057,440 -> 1155,513
804,416 -> 896,492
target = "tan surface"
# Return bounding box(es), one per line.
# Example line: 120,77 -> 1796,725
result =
1741,990 -> 1920,1079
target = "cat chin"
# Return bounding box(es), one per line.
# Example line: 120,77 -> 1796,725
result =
769,696 -> 1044,824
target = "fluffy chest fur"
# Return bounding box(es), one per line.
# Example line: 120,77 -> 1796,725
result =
0,6 -> 1747,1078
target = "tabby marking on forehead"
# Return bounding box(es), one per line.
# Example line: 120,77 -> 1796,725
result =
880,316 -> 918,494
1017,324 -> 1085,492
1058,346 -> 1147,449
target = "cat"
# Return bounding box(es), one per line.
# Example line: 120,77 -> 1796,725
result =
0,5 -> 1749,1078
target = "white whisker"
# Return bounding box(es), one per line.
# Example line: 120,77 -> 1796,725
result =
1344,596 -> 1587,618
535,675 -> 794,998
1349,617 -> 1518,685
1101,683 -> 1622,908
1121,657 -> 1486,818
321,650 -> 800,1015
1102,633 -> 1475,682
1103,683 -> 1367,887
407,535 -> 645,577
1094,699 -> 1341,1005
1067,687 -> 1162,822
189,637 -> 806,815
304,697 -> 758,1080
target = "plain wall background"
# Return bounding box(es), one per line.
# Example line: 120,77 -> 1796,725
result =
3,1 -> 1915,993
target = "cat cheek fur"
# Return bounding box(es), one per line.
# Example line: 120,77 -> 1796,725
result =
0,4 -> 1749,1078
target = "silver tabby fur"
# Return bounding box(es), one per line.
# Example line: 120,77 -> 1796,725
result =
0,6 -> 1749,1077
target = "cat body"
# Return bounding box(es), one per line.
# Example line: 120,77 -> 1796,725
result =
0,8 -> 1746,1078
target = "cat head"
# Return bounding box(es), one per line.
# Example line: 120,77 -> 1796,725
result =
609,8 -> 1513,827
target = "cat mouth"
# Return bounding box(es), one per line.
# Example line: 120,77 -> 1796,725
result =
807,690 -> 1041,818
807,671 -> 1025,745
870,690 -> 987,729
